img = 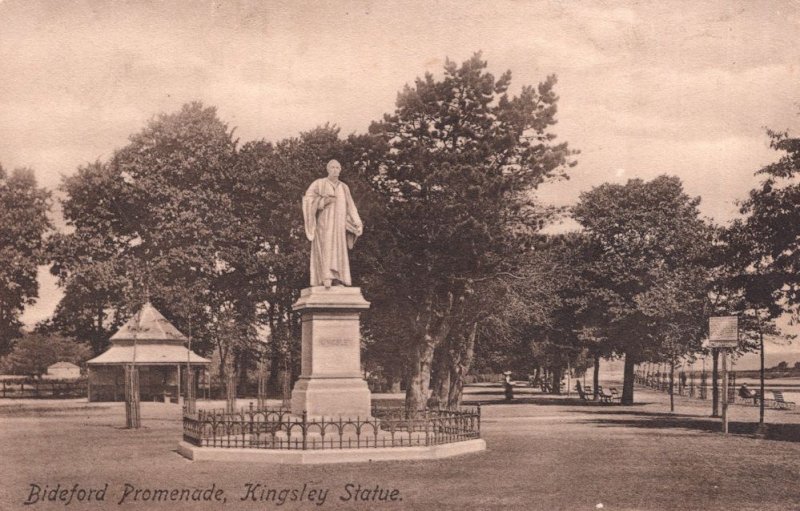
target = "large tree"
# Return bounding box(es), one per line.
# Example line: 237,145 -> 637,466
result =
735,127 -> 800,310
364,53 -> 575,411
717,125 -> 800,425
50,103 -> 248,369
0,166 -> 51,354
573,175 -> 714,404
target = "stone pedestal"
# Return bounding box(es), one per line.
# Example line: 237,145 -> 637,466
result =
290,286 -> 371,418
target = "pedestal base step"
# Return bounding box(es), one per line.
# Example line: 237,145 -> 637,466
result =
291,377 -> 371,418
177,439 -> 486,464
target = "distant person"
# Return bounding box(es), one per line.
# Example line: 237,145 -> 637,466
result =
739,384 -> 758,405
503,371 -> 514,401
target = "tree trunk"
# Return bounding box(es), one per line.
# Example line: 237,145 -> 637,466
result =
257,357 -> 267,410
266,352 -> 276,392
759,329 -> 765,425
405,293 -> 456,415
94,305 -> 106,356
386,372 -> 401,393
280,352 -> 292,407
266,302 -> 278,392
622,353 -> 636,405
593,355 -> 600,400
669,359 -> 675,413
406,342 -> 435,414
712,349 -> 720,417
447,368 -> 463,408
238,361 -> 249,396
428,343 -> 449,408
225,359 -> 236,414
551,365 -> 562,395
447,322 -> 477,408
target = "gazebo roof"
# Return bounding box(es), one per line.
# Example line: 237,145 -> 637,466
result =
87,302 -> 210,366
87,344 -> 210,365
110,302 -> 188,342
48,361 -> 79,369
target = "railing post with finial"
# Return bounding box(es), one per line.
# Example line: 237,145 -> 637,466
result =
302,410 -> 308,450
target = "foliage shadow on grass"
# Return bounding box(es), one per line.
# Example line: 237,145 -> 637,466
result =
466,388 -> 543,396
474,396 -> 648,407
581,413 -> 800,443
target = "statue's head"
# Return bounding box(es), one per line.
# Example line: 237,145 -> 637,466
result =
326,159 -> 342,178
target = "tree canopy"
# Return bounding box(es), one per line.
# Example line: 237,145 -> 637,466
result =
573,175 -> 715,403
734,128 -> 800,311
36,55 -> 796,413
2,333 -> 90,378
363,52 -> 576,410
0,165 -> 51,354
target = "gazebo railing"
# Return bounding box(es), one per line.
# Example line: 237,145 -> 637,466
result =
183,402 -> 481,450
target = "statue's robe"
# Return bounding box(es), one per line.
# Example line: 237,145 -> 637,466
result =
302,177 -> 363,286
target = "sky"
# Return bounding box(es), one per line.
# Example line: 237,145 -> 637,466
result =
2,0 -> 800,362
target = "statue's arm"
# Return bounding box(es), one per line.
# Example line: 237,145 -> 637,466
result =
344,185 -> 363,237
302,181 -> 322,241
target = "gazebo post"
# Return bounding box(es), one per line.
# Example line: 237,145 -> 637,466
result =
177,364 -> 182,404
86,366 -> 92,402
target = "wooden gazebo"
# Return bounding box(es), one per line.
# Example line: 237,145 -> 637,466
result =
86,303 -> 210,402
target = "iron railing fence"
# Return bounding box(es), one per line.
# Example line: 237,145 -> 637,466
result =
634,371 -> 736,402
183,403 -> 481,450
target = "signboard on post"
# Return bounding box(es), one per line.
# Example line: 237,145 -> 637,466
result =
708,315 -> 738,435
707,316 -> 738,348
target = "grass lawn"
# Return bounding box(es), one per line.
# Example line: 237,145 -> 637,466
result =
2,383 -> 800,510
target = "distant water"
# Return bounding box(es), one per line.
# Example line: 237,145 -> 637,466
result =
735,376 -> 800,404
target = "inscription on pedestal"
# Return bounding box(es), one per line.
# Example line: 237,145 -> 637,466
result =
320,338 -> 351,347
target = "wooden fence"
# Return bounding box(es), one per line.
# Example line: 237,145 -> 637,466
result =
0,378 -> 88,398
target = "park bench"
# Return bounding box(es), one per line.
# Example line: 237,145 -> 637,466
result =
596,386 -> 621,404
735,388 -> 760,406
575,382 -> 590,402
771,391 -> 795,410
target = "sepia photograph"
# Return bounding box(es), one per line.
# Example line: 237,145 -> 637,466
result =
1,1 -> 800,509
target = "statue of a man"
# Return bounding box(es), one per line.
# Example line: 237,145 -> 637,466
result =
302,160 -> 363,288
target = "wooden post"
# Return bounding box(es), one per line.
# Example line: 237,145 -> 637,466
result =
185,366 -> 196,415
721,350 -> 728,434
87,367 -> 92,402
225,361 -> 236,414
712,349 -> 720,417
257,358 -> 267,410
177,364 -> 181,404
124,364 -> 141,429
